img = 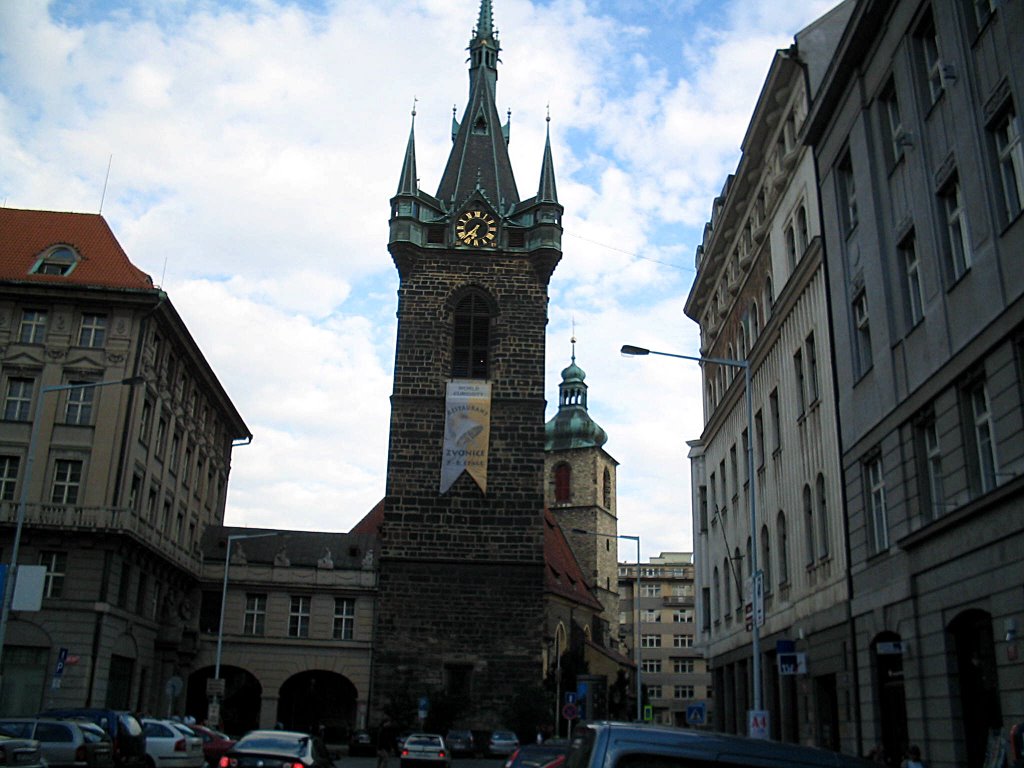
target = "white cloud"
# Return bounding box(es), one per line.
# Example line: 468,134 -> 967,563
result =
1,0 -> 843,558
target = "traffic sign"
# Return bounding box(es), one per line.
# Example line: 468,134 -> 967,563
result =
752,571 -> 765,628
565,692 -> 577,705
748,709 -> 770,739
686,702 -> 706,726
562,703 -> 579,721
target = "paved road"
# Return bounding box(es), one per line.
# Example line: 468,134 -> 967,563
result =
335,758 -> 506,768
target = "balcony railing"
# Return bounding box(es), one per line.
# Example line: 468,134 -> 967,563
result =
0,501 -> 202,573
663,595 -> 696,606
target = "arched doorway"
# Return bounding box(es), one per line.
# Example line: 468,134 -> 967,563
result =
277,671 -> 357,742
187,666 -> 262,736
871,631 -> 907,761
949,609 -> 1002,768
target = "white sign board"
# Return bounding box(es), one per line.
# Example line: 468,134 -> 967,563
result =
748,709 -> 770,739
12,565 -> 46,611
752,570 -> 765,628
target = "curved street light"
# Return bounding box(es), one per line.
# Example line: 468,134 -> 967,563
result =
621,344 -> 764,735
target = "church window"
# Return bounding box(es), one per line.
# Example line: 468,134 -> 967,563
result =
554,463 -> 571,503
451,292 -> 491,378
602,468 -> 611,508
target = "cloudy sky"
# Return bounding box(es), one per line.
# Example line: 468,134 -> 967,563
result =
1,0 -> 840,561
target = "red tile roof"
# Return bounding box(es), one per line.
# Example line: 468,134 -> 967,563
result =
0,207 -> 154,290
349,501 -> 604,611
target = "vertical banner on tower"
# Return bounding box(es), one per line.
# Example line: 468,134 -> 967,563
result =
440,380 -> 492,494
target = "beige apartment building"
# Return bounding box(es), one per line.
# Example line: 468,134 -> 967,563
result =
617,553 -> 710,728
684,2 -> 855,750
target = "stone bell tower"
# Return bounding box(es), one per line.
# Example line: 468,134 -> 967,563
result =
372,0 -> 563,728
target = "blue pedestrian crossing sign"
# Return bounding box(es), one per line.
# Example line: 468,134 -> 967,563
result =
686,702 -> 707,726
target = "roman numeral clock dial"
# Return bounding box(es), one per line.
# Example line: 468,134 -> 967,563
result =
455,210 -> 497,248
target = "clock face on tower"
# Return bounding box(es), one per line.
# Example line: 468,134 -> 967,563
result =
455,209 -> 498,248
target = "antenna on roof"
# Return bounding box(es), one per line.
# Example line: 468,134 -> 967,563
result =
99,154 -> 113,214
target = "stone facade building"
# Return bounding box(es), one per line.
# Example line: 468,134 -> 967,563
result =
805,1 -> 1024,765
372,0 -> 563,728
0,207 -> 249,715
684,1 -> 854,749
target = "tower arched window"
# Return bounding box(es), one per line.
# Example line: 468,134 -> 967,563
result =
602,468 -> 612,508
452,292 -> 491,379
554,463 -> 571,504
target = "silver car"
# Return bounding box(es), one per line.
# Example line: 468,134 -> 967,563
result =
399,733 -> 450,768
0,718 -> 112,768
0,728 -> 45,768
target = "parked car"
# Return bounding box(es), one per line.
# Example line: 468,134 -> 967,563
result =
487,731 -> 519,758
217,730 -> 332,768
565,721 -> 874,768
399,733 -> 449,768
41,709 -> 146,768
187,726 -> 234,768
444,730 -> 474,757
503,743 -> 567,768
0,728 -> 46,768
0,717 -> 113,768
139,719 -> 204,768
347,730 -> 374,757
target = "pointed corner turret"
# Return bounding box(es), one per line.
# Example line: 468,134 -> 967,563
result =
537,110 -> 558,204
396,103 -> 418,196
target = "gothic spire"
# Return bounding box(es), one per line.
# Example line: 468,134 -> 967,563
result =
435,0 -> 519,212
537,110 -> 558,204
396,101 -> 418,196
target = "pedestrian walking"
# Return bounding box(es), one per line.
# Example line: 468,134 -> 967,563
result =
376,718 -> 395,768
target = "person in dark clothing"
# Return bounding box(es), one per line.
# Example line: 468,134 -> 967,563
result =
376,719 -> 395,768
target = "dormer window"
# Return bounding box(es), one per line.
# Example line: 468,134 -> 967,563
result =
33,245 -> 80,276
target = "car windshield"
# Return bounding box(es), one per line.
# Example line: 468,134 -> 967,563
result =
171,724 -> 197,737
236,735 -> 308,755
494,732 -> 516,740
406,736 -> 442,748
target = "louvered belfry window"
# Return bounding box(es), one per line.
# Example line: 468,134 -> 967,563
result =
452,293 -> 491,379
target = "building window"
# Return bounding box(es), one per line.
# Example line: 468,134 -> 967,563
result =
805,333 -> 819,403
155,418 -> 167,459
722,558 -> 731,615
816,474 -> 829,559
917,10 -> 943,105
785,224 -> 797,271
796,205 -> 809,255
451,292 -> 491,379
966,379 -> 999,493
755,410 -> 765,468
602,468 -> 612,508
865,454 -> 888,553
769,389 -> 781,453
0,456 -> 19,501
804,484 -> 815,567
129,473 -> 142,512
288,596 -> 311,638
4,378 -> 34,422
900,231 -> 925,325
641,659 -> 662,674
777,511 -> 789,585
553,463 -> 571,504
51,459 -> 83,505
673,659 -> 695,674
65,383 -> 95,426
794,348 -> 806,416
992,106 -> 1024,221
333,597 -> 355,640
136,574 -> 148,616
647,685 -> 663,700
32,246 -> 78,276
40,551 -> 67,597
78,313 -> 107,348
642,609 -> 660,623
917,415 -> 945,520
244,594 -> 267,636
641,583 -> 661,598
940,179 -> 971,281
853,291 -> 873,376
674,685 -> 696,699
673,634 -> 694,648
19,310 -> 48,345
760,525 -> 772,593
641,634 -> 661,648
880,79 -> 905,165
673,609 -> 694,623
972,0 -> 995,29
838,153 -> 858,234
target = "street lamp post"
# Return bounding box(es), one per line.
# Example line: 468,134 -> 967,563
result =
572,528 -> 642,721
621,344 -> 764,732
209,531 -> 279,724
0,376 -> 144,692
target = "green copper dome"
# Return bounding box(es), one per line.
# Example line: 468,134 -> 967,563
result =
545,351 -> 608,450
